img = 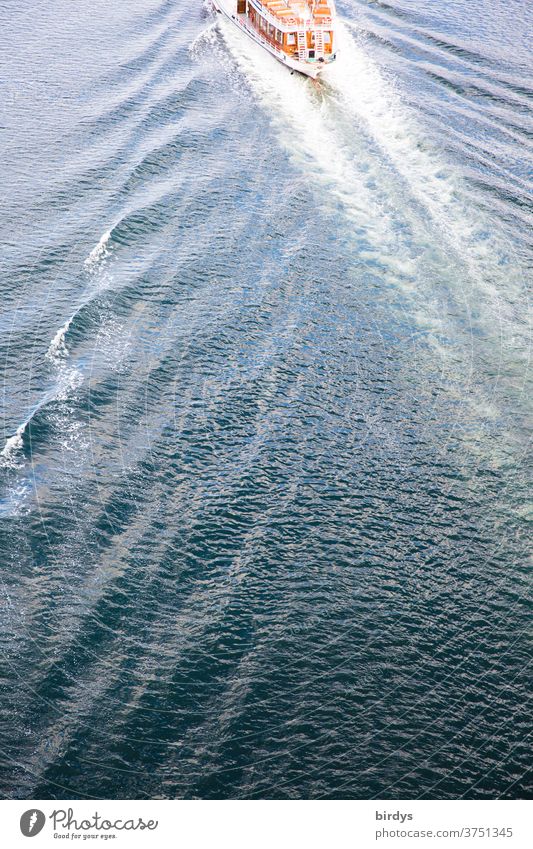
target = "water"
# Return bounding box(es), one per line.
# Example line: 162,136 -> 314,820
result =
0,0 -> 531,800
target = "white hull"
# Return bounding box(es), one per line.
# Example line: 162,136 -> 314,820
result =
213,0 -> 329,79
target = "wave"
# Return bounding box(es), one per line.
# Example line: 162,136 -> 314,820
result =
45,229 -> 113,363
0,366 -> 84,470
1,222 -> 126,475
3,223 -> 128,469
45,192 -> 171,368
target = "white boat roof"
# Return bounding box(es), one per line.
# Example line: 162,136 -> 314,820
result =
254,0 -> 334,27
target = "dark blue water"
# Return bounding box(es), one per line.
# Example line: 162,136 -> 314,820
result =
0,0 -> 531,799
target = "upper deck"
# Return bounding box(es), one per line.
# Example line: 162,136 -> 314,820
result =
254,0 -> 334,28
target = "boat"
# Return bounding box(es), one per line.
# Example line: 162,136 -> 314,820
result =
212,0 -> 337,79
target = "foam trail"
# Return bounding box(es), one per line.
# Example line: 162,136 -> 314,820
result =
189,21 -> 218,58
328,23 -> 528,326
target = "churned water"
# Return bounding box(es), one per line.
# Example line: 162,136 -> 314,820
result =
0,0 -> 531,799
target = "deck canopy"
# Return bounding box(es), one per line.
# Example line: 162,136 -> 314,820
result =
256,0 -> 333,27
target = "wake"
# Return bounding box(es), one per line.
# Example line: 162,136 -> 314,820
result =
330,23 -> 527,318
217,15 -> 530,370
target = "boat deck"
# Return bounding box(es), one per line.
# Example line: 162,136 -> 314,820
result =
259,0 -> 333,27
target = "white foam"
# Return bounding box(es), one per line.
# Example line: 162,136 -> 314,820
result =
0,479 -> 31,516
95,315 -> 131,372
0,423 -> 26,468
46,315 -> 73,361
55,366 -> 84,401
190,21 -> 218,58
84,228 -> 112,271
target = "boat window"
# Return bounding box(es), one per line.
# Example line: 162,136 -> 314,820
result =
287,33 -> 296,45
276,29 -> 283,43
324,31 -> 331,43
